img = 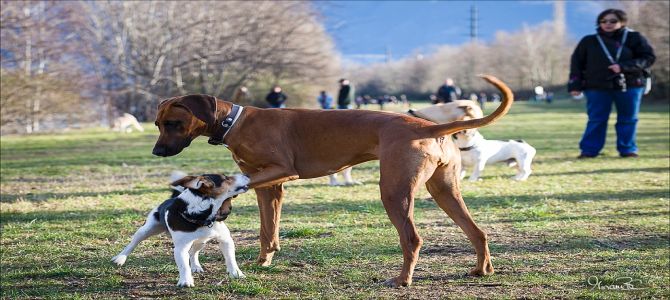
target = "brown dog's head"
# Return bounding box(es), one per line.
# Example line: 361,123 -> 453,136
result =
153,95 -> 217,157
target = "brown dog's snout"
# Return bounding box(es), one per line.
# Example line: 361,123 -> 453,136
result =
152,145 -> 169,157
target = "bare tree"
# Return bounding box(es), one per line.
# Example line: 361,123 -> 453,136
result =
620,1 -> 670,99
80,1 -> 338,119
1,1 -> 91,134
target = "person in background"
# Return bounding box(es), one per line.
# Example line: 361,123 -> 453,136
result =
317,90 -> 333,109
546,92 -> 554,104
337,78 -> 355,109
478,92 -> 487,109
355,96 -> 364,109
568,8 -> 655,159
265,85 -> 287,108
435,78 -> 461,104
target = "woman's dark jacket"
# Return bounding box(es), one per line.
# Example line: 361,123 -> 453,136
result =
569,27 -> 655,91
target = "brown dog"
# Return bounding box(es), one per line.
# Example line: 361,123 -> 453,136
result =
152,75 -> 513,287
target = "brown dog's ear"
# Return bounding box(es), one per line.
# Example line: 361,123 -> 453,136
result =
176,95 -> 217,125
171,175 -> 202,189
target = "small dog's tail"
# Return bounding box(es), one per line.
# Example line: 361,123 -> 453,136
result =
420,75 -> 513,137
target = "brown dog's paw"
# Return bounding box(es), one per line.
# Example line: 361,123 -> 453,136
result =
382,277 -> 411,288
468,265 -> 495,276
256,257 -> 273,267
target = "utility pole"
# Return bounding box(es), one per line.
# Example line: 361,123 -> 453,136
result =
468,4 -> 479,90
470,5 -> 478,42
553,0 -> 566,39
385,45 -> 392,64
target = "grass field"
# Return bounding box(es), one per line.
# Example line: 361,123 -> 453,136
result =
1,99 -> 668,299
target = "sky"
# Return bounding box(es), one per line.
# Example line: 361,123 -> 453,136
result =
315,1 -> 605,65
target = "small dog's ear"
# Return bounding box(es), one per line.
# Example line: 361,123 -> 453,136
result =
176,95 -> 217,125
171,175 -> 203,189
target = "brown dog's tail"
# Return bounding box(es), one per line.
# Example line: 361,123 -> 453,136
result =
421,74 -> 513,137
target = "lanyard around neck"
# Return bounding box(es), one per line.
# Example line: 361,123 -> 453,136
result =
595,29 -> 628,64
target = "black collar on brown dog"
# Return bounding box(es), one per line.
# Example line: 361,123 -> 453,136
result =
459,145 -> 476,151
208,104 -> 243,146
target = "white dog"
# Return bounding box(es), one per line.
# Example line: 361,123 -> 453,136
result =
112,172 -> 249,287
453,129 -> 536,181
112,113 -> 144,133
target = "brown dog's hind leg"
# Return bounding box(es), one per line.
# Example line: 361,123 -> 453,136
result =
254,184 -> 284,266
378,161 -> 432,287
426,164 -> 494,276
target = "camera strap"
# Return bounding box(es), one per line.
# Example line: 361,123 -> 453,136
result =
595,29 -> 628,64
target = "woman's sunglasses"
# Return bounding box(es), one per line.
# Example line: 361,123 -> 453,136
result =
599,19 -> 620,24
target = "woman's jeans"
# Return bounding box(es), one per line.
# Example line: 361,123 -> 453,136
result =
580,87 -> 644,156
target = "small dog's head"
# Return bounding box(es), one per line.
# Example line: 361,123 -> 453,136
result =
171,173 -> 250,199
453,128 -> 478,140
171,173 -> 250,219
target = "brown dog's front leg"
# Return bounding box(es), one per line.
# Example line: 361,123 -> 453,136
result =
254,184 -> 284,266
248,165 -> 299,189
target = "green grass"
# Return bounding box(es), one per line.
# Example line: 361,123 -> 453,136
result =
1,99 -> 669,299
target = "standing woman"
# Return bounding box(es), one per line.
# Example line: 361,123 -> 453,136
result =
569,8 -> 655,158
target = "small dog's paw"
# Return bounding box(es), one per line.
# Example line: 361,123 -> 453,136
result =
228,269 -> 246,279
191,265 -> 205,273
111,255 -> 127,266
177,278 -> 195,287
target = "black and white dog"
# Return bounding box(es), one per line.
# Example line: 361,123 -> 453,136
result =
112,172 -> 250,287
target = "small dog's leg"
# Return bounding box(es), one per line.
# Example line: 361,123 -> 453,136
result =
112,214 -> 164,266
215,223 -> 245,279
172,233 -> 196,287
328,173 -> 341,186
468,162 -> 485,182
342,167 -> 361,185
514,161 -> 533,181
189,240 -> 207,273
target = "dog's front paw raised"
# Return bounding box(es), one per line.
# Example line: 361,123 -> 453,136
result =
111,254 -> 127,266
228,268 -> 246,279
177,278 -> 195,288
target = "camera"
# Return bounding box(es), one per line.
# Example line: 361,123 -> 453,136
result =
611,73 -> 627,92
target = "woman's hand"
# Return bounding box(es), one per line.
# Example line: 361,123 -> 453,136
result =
608,64 -> 621,73
570,91 -> 582,97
